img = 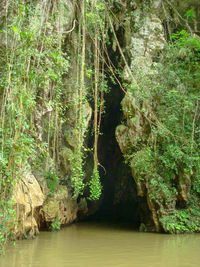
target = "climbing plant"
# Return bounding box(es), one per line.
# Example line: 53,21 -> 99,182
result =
124,29 -> 200,233
0,0 -> 70,252
71,0 -> 109,200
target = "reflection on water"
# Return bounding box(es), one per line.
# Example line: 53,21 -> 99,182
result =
0,222 -> 199,267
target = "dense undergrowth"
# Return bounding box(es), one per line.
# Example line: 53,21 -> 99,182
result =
0,0 -> 110,251
126,30 -> 200,233
0,0 -> 70,251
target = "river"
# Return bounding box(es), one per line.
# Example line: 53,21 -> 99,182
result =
0,222 -> 199,267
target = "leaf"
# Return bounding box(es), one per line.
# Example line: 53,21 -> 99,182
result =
186,8 -> 196,20
12,25 -> 19,34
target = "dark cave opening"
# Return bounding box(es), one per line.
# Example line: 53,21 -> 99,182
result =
84,31 -> 141,228
89,80 -> 140,227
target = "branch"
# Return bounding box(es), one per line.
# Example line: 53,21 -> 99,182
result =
164,0 -> 193,34
62,19 -> 76,34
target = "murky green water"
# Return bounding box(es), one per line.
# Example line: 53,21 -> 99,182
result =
0,222 -> 200,267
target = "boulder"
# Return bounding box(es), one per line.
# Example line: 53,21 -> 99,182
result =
12,171 -> 45,238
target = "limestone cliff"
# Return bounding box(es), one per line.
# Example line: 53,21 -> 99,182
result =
115,0 -> 200,232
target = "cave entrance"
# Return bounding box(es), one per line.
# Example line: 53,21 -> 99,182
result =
92,80 -> 140,227
85,34 -> 141,227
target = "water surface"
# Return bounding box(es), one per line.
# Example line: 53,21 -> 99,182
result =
0,222 -> 199,267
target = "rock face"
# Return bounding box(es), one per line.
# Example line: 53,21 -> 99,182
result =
40,188 -> 78,227
115,0 -> 200,232
12,172 -> 45,238
3,0 -> 87,238
12,171 -> 79,238
116,2 -> 166,231
12,171 -> 78,238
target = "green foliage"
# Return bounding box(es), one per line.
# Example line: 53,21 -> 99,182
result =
45,170 -> 59,194
70,150 -> 85,198
86,0 -> 106,32
160,206 -> 200,234
193,177 -> 200,195
50,217 -> 61,231
0,0 -> 69,251
185,8 -> 196,21
0,199 -> 16,253
126,30 -> 200,231
130,147 -> 154,181
149,176 -> 177,206
88,168 -> 102,201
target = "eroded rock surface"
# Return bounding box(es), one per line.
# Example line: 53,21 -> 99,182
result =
116,3 -> 166,231
40,187 -> 78,226
12,172 -> 78,238
12,171 -> 44,238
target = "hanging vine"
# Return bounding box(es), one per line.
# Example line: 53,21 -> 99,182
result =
0,0 -> 70,251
